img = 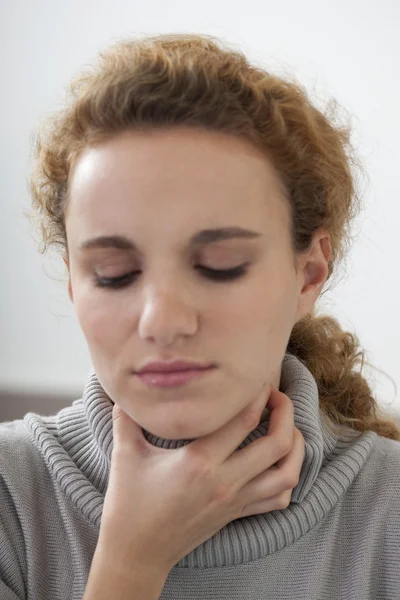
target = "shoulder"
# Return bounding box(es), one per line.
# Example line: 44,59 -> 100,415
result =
362,433 -> 400,524
365,433 -> 400,487
372,434 -> 400,470
0,417 -> 45,475
0,420 -> 31,595
0,416 -> 55,503
367,435 -> 400,567
0,418 -> 32,457
343,432 -> 400,519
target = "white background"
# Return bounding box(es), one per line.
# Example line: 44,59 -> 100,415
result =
1,0 -> 399,417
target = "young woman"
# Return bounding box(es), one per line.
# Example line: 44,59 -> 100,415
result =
1,33 -> 399,600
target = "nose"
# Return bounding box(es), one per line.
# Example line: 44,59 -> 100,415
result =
138,287 -> 198,346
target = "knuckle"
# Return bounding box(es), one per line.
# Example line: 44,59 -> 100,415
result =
280,393 -> 294,415
294,428 -> 305,459
213,481 -> 233,504
273,434 -> 292,458
184,448 -> 210,479
282,471 -> 300,490
276,491 -> 292,510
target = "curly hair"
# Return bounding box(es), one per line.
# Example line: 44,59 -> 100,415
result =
25,32 -> 400,441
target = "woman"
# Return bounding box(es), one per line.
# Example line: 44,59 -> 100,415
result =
1,32 -> 399,599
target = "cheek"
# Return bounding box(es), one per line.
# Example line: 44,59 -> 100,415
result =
221,276 -> 295,328
73,288 -> 128,345
220,275 -> 297,354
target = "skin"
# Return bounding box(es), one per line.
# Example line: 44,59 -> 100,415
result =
63,127 -> 331,441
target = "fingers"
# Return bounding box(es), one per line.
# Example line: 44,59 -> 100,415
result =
112,404 -> 149,455
265,386 -> 295,457
225,388 -> 296,486
236,427 -> 305,518
189,385 -> 271,464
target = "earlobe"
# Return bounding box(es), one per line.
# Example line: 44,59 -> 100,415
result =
304,231 -> 331,291
67,279 -> 74,304
295,232 -> 331,322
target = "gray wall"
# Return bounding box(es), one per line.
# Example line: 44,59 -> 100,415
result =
0,392 -> 76,423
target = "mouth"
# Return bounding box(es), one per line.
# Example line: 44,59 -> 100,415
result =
135,366 -> 216,388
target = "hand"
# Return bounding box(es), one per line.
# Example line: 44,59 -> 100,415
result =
98,386 -> 305,574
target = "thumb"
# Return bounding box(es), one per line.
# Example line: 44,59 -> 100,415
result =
112,403 -> 147,451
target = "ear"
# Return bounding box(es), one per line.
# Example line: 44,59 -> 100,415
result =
294,230 -> 331,322
62,252 -> 74,304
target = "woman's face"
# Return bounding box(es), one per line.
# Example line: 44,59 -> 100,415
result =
64,127 -> 329,440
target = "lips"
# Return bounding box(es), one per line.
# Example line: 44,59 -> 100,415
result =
136,366 -> 216,388
137,360 -> 214,374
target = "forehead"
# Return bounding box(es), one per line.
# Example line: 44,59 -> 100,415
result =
65,128 -> 289,246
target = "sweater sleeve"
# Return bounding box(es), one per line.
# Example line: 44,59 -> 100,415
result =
0,479 -> 26,600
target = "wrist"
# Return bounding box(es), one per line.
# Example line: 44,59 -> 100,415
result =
95,535 -> 171,580
85,542 -> 170,600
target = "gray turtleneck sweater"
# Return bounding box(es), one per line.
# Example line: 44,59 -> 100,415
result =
0,353 -> 399,599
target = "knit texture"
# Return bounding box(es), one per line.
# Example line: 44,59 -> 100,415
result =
0,353 -> 399,599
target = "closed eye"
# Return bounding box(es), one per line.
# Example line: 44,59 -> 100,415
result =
94,264 -> 249,289
196,264 -> 248,281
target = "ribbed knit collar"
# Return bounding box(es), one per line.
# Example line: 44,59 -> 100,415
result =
25,352 -> 377,567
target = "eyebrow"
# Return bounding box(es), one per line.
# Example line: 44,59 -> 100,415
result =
79,227 -> 263,252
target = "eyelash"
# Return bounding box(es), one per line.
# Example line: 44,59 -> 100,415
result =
94,264 -> 249,289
